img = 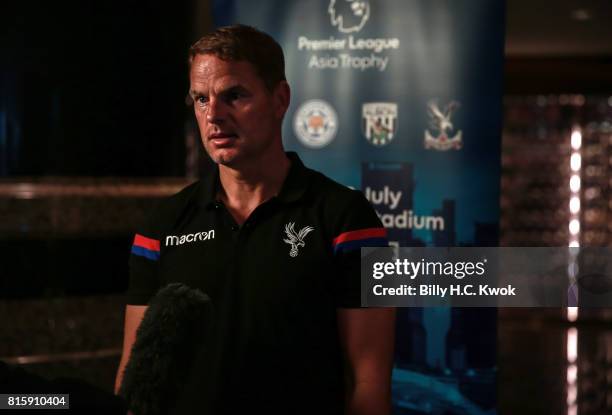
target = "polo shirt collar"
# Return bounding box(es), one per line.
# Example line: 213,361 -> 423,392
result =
276,152 -> 311,203
200,152 -> 311,208
200,164 -> 220,208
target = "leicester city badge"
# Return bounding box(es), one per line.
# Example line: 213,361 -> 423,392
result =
293,99 -> 338,148
362,102 -> 398,147
424,100 -> 463,151
293,99 -> 338,149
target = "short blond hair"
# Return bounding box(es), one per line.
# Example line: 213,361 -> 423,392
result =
189,24 -> 286,92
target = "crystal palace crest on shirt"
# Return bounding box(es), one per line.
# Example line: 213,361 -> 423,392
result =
283,222 -> 314,257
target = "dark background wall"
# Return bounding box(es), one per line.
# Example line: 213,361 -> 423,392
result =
0,0 -> 196,177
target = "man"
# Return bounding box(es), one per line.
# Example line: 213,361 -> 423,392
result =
116,24 -> 395,414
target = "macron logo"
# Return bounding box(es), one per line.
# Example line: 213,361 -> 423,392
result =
165,230 -> 215,246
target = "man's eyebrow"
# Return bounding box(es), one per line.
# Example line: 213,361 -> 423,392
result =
189,89 -> 205,98
219,84 -> 250,95
188,84 -> 250,100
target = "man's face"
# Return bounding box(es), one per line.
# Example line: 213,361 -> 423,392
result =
189,54 -> 289,167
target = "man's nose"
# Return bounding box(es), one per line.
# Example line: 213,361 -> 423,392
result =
206,97 -> 225,124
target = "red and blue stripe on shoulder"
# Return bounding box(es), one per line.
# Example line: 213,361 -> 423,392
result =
332,227 -> 388,254
131,234 -> 160,261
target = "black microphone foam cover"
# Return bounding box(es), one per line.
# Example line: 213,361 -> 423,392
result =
119,283 -> 213,415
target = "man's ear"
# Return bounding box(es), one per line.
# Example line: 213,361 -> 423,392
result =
273,81 -> 291,119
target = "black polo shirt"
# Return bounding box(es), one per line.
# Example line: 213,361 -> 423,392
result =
127,152 -> 387,414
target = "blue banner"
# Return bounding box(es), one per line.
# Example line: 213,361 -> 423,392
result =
214,0 -> 504,413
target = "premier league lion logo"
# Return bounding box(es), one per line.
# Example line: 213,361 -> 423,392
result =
328,0 -> 370,33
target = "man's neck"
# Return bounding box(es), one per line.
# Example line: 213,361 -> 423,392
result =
217,151 -> 291,225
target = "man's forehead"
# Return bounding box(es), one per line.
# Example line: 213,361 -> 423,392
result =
190,54 -> 257,81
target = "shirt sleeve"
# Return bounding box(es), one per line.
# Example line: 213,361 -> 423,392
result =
126,214 -> 163,305
331,190 -> 388,308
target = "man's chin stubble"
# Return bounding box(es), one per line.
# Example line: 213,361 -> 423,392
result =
213,152 -> 238,166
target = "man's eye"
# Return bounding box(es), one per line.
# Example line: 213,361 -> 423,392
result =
196,96 -> 208,106
227,91 -> 245,101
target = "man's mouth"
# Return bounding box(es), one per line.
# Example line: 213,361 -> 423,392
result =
209,132 -> 238,147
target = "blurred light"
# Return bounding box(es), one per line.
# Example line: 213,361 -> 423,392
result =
566,170 -> 580,415
15,184 -> 36,199
567,383 -> 577,404
569,175 -> 581,192
567,263 -> 579,278
570,153 -> 581,171
584,187 -> 599,199
569,219 -> 580,235
585,165 -> 602,177
537,95 -> 547,107
569,197 -> 580,213
567,383 -> 578,406
567,307 -> 578,322
573,95 -> 585,106
571,9 -> 591,21
571,130 -> 582,150
567,327 -> 578,363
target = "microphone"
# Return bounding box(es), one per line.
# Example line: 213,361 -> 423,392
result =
119,283 -> 213,415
